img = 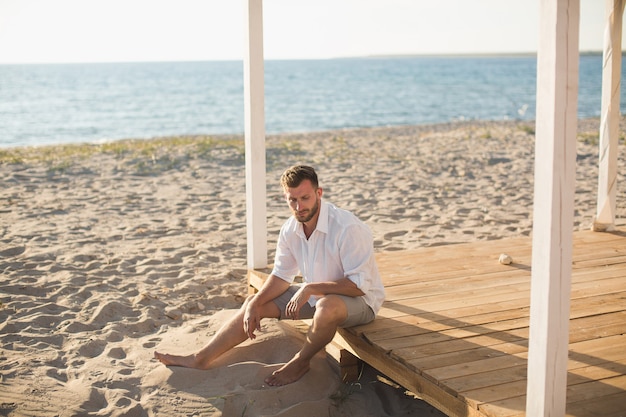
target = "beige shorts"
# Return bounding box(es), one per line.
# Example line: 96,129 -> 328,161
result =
272,285 -> 375,328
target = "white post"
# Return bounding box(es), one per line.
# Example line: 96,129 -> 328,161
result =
526,0 -> 579,416
243,0 -> 268,269
594,0 -> 626,232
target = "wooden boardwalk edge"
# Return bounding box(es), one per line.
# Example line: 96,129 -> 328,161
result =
246,229 -> 626,417
336,328 -> 483,417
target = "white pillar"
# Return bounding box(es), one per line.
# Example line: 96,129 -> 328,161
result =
594,0 -> 626,232
526,0 -> 579,416
243,0 -> 267,269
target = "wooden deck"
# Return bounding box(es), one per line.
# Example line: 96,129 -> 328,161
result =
247,229 -> 626,417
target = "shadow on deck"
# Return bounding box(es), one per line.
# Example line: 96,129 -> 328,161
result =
247,229 -> 626,417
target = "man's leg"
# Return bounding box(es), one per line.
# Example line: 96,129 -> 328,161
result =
154,295 -> 280,369
264,295 -> 347,386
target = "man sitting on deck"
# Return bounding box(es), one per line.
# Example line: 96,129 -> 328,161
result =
154,164 -> 385,386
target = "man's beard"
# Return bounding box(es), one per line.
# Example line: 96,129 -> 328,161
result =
295,198 -> 319,224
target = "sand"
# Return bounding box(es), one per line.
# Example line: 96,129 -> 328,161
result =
1,119 -> 624,417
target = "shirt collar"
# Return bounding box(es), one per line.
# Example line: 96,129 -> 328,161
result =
295,199 -> 329,238
316,200 -> 329,234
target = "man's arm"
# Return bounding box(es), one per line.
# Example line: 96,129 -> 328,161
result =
244,274 -> 290,339
254,274 -> 292,304
300,278 -> 365,298
284,277 -> 364,320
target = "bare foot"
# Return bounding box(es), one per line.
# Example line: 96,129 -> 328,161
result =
154,351 -> 210,370
264,356 -> 310,386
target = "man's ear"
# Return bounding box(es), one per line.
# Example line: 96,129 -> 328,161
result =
317,187 -> 323,198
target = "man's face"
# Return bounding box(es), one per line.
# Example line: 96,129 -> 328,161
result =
284,179 -> 322,224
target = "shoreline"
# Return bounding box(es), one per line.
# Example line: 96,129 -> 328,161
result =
1,118 -> 624,416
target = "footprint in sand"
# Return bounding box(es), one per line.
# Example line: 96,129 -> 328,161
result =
0,246 -> 26,257
107,347 -> 127,360
78,339 -> 107,359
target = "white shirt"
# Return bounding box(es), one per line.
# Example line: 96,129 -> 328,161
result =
272,200 -> 385,313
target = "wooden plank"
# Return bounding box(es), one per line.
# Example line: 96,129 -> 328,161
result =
374,318 -> 529,352
461,360 -> 626,411
568,334 -> 626,364
568,291 -> 626,319
572,231 -> 626,244
396,328 -> 528,362
443,364 -> 528,396
377,296 -> 532,323
247,268 -> 271,294
408,340 -> 529,372
572,263 -> 626,280
566,391 -> 626,417
378,274 -> 622,324
358,306 -> 531,338
480,394 -> 527,417
462,380 -> 528,411
383,260 -> 626,303
384,254 -> 626,300
396,308 -> 619,370
573,253 -> 626,268
461,360 -> 626,412
381,287 -> 529,314
432,328 -> 626,396
379,261 -> 530,288
420,314 -> 626,395
415,271 -> 622,310
364,313 -> 530,345
569,311 -> 626,342
376,294 -> 530,319
568,358 -> 626,385
363,290 -> 626,345
376,254 -> 532,284
395,324 -> 625,404
335,329 -> 485,417
487,391 -> 626,417
383,269 -> 530,298
425,352 -> 528,382
373,230 -> 625,278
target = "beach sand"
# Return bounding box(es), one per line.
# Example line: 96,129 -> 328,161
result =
1,119 -> 624,416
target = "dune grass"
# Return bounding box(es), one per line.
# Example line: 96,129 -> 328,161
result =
0,136 -> 245,169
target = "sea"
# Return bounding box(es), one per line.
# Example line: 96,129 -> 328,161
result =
0,54 -> 621,148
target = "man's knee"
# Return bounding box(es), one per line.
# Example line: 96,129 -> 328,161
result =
314,295 -> 348,323
243,293 -> 281,319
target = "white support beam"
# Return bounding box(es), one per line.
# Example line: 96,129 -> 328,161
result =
526,0 -> 579,416
243,0 -> 268,269
594,0 -> 626,232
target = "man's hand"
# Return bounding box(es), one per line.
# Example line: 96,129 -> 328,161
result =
285,285 -> 311,320
243,303 -> 262,339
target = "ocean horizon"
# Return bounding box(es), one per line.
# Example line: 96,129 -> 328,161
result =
0,54 -> 620,148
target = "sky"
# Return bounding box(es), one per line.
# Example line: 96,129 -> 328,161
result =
0,0 -> 617,64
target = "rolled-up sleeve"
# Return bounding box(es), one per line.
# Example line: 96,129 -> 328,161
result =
339,223 -> 376,293
271,221 -> 300,283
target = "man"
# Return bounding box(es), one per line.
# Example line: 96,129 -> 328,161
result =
154,165 -> 385,386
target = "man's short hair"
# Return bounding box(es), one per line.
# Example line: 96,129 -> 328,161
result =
280,165 -> 319,190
